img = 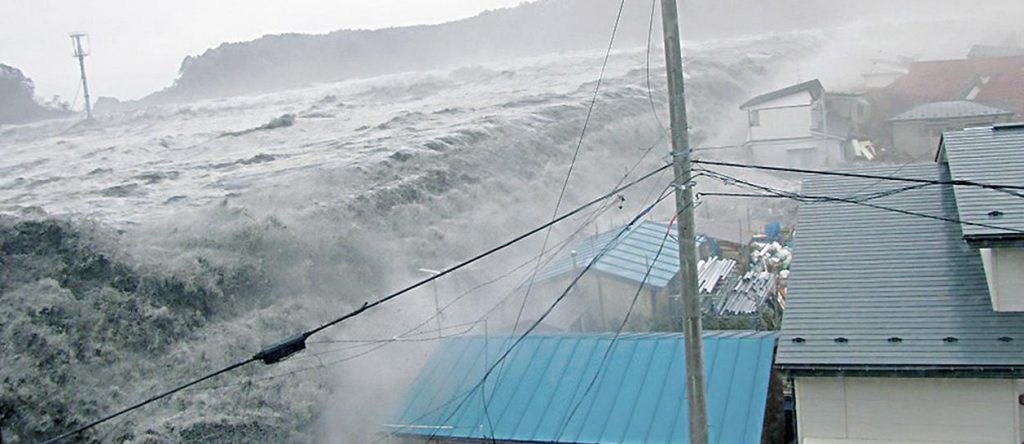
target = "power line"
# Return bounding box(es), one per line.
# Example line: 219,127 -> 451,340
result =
644,0 -> 667,134
698,168 -> 933,205
418,188 -> 676,444
696,168 -> 1024,235
376,187 -> 674,444
304,163 -> 670,339
553,209 -> 679,441
837,151 -> 935,202
314,173 -> 678,364
375,186 -> 676,444
701,190 -> 1024,235
692,143 -> 746,152
241,187 -> 647,388
39,359 -> 255,444
508,0 -> 628,360
691,159 -> 1024,196
39,162 -> 672,443
494,0 -> 657,401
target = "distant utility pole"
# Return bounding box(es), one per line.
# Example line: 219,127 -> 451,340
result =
69,32 -> 93,120
659,1 -> 708,444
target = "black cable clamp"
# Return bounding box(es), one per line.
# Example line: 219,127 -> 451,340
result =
254,332 -> 310,365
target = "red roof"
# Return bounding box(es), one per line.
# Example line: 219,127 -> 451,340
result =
885,56 -> 1024,115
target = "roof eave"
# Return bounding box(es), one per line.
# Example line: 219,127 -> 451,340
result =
776,363 -> 1024,379
964,234 -> 1024,248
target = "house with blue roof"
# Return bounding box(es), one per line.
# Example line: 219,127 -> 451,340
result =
527,220 -> 775,332
777,123 -> 1024,443
529,220 -> 686,331
385,332 -> 781,444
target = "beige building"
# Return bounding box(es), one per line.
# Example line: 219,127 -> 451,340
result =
777,124 -> 1024,443
889,100 -> 1014,160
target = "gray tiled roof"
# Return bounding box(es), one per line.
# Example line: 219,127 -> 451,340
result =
889,100 -> 1014,122
940,124 -> 1024,242
776,163 -> 1024,371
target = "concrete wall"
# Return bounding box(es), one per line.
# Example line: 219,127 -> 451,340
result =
795,376 -> 1023,444
981,247 -> 1024,312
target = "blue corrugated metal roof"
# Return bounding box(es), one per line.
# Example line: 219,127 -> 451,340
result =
534,220 -> 682,289
388,332 -> 777,443
776,163 -> 1024,370
939,124 -> 1024,241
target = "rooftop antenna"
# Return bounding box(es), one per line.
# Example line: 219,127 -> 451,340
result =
69,32 -> 93,120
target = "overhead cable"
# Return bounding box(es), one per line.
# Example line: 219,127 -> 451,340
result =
419,188 -> 676,443
691,159 -> 1024,196
39,162 -> 672,444
508,0 -> 628,358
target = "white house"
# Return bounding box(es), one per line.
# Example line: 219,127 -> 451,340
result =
776,124 -> 1024,444
740,79 -> 848,169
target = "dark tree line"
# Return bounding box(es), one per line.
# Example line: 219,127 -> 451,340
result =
0,64 -> 63,125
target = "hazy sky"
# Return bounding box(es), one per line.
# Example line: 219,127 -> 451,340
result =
0,0 -> 531,102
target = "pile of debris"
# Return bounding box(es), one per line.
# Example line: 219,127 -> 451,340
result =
694,240 -> 793,316
750,241 -> 793,272
697,257 -> 735,294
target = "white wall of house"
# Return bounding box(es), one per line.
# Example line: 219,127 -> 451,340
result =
746,91 -> 816,141
750,105 -> 815,140
795,376 -> 1022,444
980,247 -> 1024,312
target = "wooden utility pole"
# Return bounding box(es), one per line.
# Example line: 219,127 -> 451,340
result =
70,33 -> 93,120
659,1 -> 708,443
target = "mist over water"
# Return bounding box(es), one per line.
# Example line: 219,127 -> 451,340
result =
2,1 -> 1024,442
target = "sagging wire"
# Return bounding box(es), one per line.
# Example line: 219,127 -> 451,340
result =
38,162 -> 672,444
691,158 -> 1024,198
505,0 -> 629,373
697,169 -> 1024,235
415,185 -> 676,444
552,203 -> 686,442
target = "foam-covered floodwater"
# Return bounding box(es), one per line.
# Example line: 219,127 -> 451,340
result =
0,35 -> 815,443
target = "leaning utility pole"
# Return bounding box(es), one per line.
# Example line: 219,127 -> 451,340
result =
69,33 -> 93,120
659,1 -> 708,443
